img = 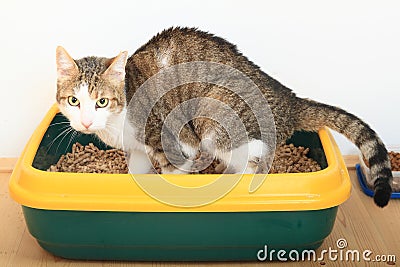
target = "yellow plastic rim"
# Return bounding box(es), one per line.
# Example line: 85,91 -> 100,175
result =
9,104 -> 351,212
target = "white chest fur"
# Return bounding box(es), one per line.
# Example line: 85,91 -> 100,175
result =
96,109 -> 144,153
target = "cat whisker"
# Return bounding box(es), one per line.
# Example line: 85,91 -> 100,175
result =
55,128 -> 75,154
46,126 -> 73,154
48,121 -> 71,128
56,124 -> 72,132
65,129 -> 79,154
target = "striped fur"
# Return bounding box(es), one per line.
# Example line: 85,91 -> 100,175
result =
57,27 -> 393,207
295,99 -> 392,207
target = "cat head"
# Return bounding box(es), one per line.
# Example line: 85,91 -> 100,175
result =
56,46 -> 128,134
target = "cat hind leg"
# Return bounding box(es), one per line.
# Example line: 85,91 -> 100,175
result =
216,139 -> 270,174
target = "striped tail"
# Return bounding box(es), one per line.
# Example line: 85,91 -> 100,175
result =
296,98 -> 392,207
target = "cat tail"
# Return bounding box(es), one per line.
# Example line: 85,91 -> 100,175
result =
296,98 -> 392,207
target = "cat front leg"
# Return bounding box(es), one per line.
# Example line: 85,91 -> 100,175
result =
152,149 -> 193,174
127,150 -> 153,174
161,162 -> 192,174
216,139 -> 270,174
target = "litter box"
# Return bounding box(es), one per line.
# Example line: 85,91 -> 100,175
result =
356,146 -> 400,198
9,104 -> 351,261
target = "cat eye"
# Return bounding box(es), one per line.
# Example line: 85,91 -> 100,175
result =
67,96 -> 80,107
96,98 -> 109,108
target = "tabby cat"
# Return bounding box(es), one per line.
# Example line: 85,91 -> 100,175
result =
56,27 -> 392,207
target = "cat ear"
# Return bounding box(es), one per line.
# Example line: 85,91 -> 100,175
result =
103,51 -> 128,84
56,46 -> 79,81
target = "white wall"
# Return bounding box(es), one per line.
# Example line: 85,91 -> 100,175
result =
0,0 -> 399,157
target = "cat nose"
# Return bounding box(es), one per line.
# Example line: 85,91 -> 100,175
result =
81,121 -> 93,129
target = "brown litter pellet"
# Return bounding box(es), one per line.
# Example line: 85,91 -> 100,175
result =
48,142 -> 321,174
389,151 -> 400,171
362,150 -> 400,192
269,143 -> 321,174
363,150 -> 400,171
48,143 -> 128,174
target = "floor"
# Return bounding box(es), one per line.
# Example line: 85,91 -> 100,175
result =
0,157 -> 398,267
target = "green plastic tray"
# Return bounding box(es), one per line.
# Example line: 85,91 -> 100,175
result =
9,106 -> 351,261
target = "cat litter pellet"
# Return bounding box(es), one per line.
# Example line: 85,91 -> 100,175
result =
48,142 -> 321,174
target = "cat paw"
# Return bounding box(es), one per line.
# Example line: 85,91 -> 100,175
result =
373,178 -> 392,208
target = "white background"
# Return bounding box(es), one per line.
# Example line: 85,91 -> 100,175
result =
0,0 -> 399,157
